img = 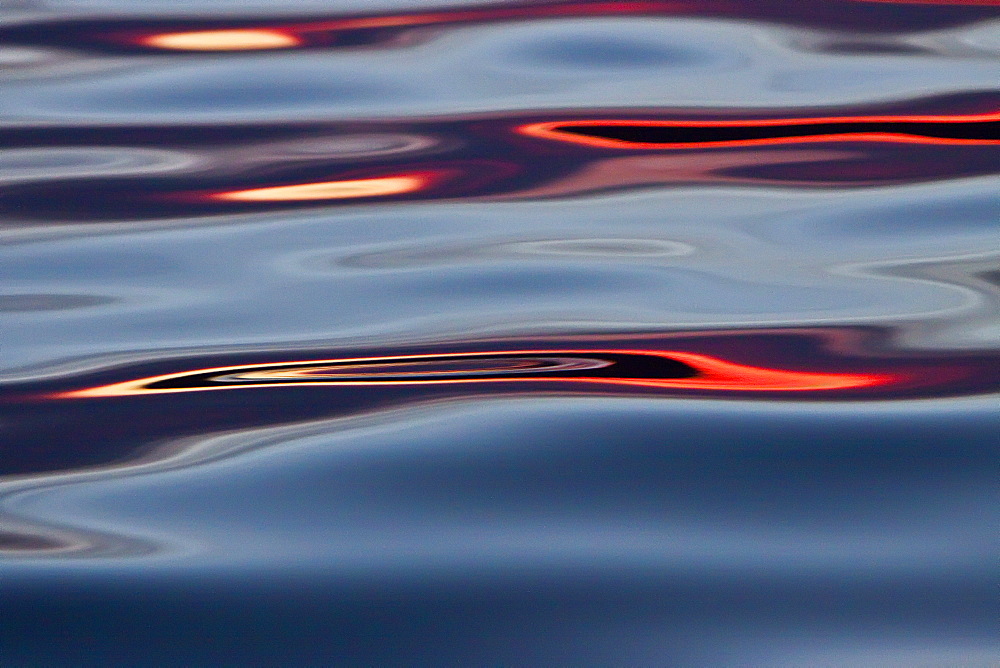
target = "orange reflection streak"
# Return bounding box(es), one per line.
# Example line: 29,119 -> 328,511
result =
289,2 -> 686,32
51,350 -> 893,399
210,174 -> 430,202
518,112 -> 1000,149
141,29 -> 303,50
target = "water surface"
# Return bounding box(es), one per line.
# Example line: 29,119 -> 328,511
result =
1,0 -> 998,664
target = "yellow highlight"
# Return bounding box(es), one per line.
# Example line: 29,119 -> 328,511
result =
143,29 -> 301,51
213,175 -> 426,202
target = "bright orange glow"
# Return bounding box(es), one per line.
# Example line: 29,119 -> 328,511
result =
518,112 -> 1000,149
52,350 -> 894,399
141,29 -> 302,51
211,175 -> 429,202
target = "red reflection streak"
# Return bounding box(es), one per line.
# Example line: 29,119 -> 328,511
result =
51,350 -> 893,399
518,112 -> 1000,149
288,2 -> 686,32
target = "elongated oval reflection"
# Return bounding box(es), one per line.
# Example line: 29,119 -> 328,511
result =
51,350 -> 892,399
210,174 -> 430,202
141,29 -> 303,51
519,112 -> 1000,149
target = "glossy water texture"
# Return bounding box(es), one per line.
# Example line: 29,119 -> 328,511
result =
1,0 -> 999,664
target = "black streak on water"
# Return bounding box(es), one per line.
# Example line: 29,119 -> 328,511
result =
551,117 -> 1000,144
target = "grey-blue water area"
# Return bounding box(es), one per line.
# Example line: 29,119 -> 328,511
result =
1,0 -> 998,664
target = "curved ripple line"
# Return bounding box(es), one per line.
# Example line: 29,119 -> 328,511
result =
215,356 -> 613,381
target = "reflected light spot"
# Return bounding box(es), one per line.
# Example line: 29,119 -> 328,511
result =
211,175 -> 428,202
142,29 -> 302,51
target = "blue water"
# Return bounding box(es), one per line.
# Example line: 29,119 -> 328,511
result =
1,1 -> 998,664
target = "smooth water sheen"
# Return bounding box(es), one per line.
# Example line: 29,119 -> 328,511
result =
1,0 -> 998,664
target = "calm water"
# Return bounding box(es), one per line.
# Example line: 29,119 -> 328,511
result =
1,0 -> 998,664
